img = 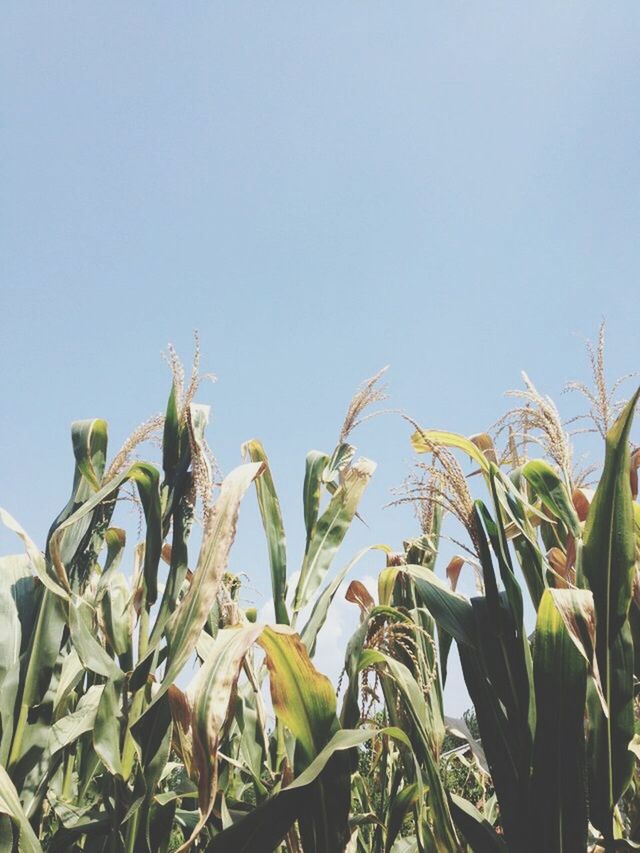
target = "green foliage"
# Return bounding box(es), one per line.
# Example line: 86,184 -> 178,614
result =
0,343 -> 639,853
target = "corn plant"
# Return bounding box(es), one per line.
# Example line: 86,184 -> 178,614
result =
403,354 -> 640,850
1,332 -> 638,853
0,359 -> 419,852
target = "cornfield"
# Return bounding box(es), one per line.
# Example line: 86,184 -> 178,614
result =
1,329 -> 639,852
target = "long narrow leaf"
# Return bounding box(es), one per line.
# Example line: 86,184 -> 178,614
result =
529,589 -> 592,851
0,765 -> 42,853
582,389 -> 640,838
292,459 -> 375,615
242,440 -> 289,625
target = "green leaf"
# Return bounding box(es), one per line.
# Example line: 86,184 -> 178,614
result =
100,570 -> 133,664
401,564 -> 476,646
0,765 -> 42,853
449,794 -> 506,852
206,728 -> 411,853
71,418 -> 108,490
411,428 -> 490,473
96,527 -> 126,596
529,589 -> 592,851
259,625 -> 338,766
339,619 -> 370,730
162,383 -> 181,482
0,555 -> 34,681
300,545 -> 386,657
522,459 -> 581,538
52,648 -> 84,716
161,462 -> 264,693
93,679 -> 123,776
132,462 -> 264,708
49,685 -> 104,755
303,451 -> 330,546
449,588 -> 533,851
358,649 -> 459,851
242,440 -> 289,625
293,458 -> 375,615
6,587 -> 66,769
384,783 -> 417,853
184,625 -> 263,848
259,625 -> 353,852
0,508 -> 67,600
69,598 -> 123,681
131,693 -> 174,850
324,443 -> 356,483
389,838 -> 419,853
47,419 -> 110,590
582,389 -> 640,838
48,460 -> 162,603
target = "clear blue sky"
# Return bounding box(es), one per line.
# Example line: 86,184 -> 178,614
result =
2,3 -> 639,712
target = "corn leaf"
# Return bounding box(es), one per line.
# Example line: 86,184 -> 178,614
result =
303,451 -> 330,546
68,598 -> 123,682
529,588 -> 592,851
180,625 -> 263,850
358,649 -> 459,852
300,545 -> 386,656
160,462 -> 264,694
242,440 -> 289,625
411,428 -> 490,473
93,679 -> 123,777
0,765 -> 42,853
401,564 -> 476,647
49,685 -> 104,755
522,459 -> 581,539
259,625 -> 352,852
48,460 -> 162,603
0,556 -> 32,682
449,794 -> 506,852
292,458 -> 375,615
259,625 -> 337,765
206,727 -> 410,853
582,389 -> 640,838
384,782 -> 417,853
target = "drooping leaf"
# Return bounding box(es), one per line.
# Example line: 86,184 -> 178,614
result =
522,459 -> 581,539
0,765 -> 42,853
49,685 -> 104,755
69,598 -> 123,681
449,794 -> 506,853
181,625 -> 263,850
0,555 -> 33,682
206,728 -> 410,853
411,428 -> 490,474
401,565 -> 476,647
134,462 -> 264,698
0,508 -> 67,600
96,527 -> 126,596
259,625 -> 352,852
48,460 -> 162,603
259,625 -> 337,766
